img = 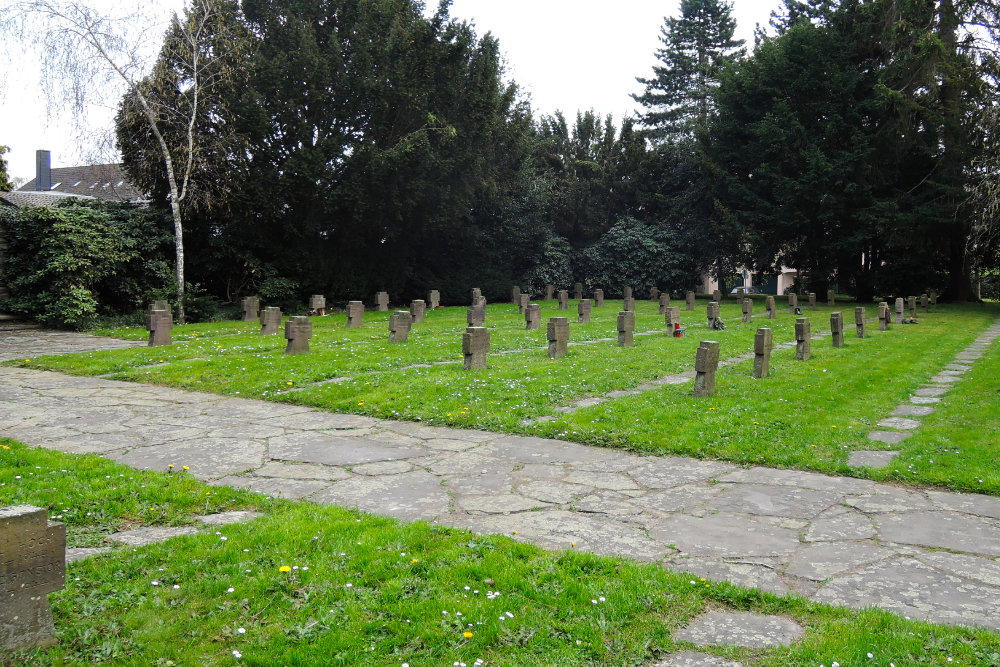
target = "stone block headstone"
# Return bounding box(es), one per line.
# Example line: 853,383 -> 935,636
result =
827,289 -> 835,306
665,306 -> 680,329
713,289 -> 722,304
617,310 -> 635,347
346,301 -> 364,329
573,282 -> 583,300
855,306 -> 866,338
389,310 -> 413,342
284,316 -> 313,354
544,284 -> 554,301
147,299 -> 169,314
309,295 -> 326,315
795,317 -> 811,361
557,290 -> 569,310
428,289 -> 440,310
462,327 -> 490,370
685,291 -> 695,311
471,287 -> 482,306
658,293 -> 670,314
788,293 -> 798,314
623,286 -> 633,301
930,292 -> 937,311
895,297 -> 905,324
375,291 -> 389,311
650,287 -> 660,301
410,299 -> 426,323
693,340 -> 721,397
808,292 -> 816,310
753,327 -> 773,379
764,295 -> 775,319
594,289 -> 605,307
518,293 -> 530,315
907,296 -> 917,318
742,298 -> 753,323
577,299 -> 592,323
525,303 -> 541,330
241,296 -> 260,322
259,306 -> 282,336
0,505 -> 65,652
146,308 -> 172,347
547,317 -> 570,358
707,301 -> 720,329
467,302 -> 486,327
830,311 -> 845,348
511,286 -> 522,305
920,293 -> 928,313
878,301 -> 890,331
623,296 -> 636,312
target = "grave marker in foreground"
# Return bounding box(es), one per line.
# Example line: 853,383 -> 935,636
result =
617,311 -> 635,347
146,308 -> 172,347
594,289 -> 605,307
795,317 -> 811,361
284,316 -> 313,354
241,296 -> 259,322
547,317 -> 569,358
259,307 -> 282,336
855,307 -> 867,338
830,311 -> 845,348
462,327 -> 489,370
753,328 -> 772,379
693,341 -> 720,397
410,299 -> 426,324
742,298 -> 752,323
346,301 -> 364,329
389,311 -> 413,342
525,303 -> 540,330
577,299 -> 592,323
375,291 -> 389,311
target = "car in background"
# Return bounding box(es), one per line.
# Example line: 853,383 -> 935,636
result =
730,286 -> 764,295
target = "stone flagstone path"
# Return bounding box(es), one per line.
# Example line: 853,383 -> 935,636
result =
2,324 -> 1000,635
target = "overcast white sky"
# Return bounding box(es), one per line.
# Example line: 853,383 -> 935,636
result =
0,0 -> 778,181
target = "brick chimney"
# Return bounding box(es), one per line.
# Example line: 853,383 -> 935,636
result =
35,150 -> 51,191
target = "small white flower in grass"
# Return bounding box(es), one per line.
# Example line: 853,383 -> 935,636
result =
591,599 -> 597,604
243,549 -> 250,553
151,581 -> 159,586
232,649 -> 242,659
220,536 -> 228,541
302,566 -> 308,571
599,596 -> 605,602
442,610 -> 448,615
345,583 -> 353,588
238,628 -> 246,634
867,654 -> 873,659
505,611 -> 513,618
172,584 -> 180,590
227,587 -> 235,593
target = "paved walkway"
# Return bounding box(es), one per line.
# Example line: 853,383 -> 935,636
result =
2,324 -> 1000,633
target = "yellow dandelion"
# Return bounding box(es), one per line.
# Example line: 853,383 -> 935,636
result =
286,381 -> 293,386
24,359 -> 30,363
279,566 -> 291,573
463,632 -> 473,639
183,466 -> 189,471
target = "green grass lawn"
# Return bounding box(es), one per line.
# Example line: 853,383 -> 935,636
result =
3,439 -> 999,666
10,299 -> 1000,494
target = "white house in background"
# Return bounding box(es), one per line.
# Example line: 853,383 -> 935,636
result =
699,266 -> 799,296
0,149 -> 145,208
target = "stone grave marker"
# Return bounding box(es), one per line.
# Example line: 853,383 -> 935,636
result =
428,290 -> 440,310
389,311 -> 413,342
147,299 -> 169,314
765,295 -> 776,319
830,311 -> 845,348
623,286 -> 633,302
713,289 -> 722,304
309,295 -> 326,316
878,301 -> 890,331
855,306 -> 867,338
375,291 -> 389,312
685,291 -> 695,311
827,289 -> 835,306
808,292 -> 816,310
665,306 -> 680,329
544,284 -> 554,300
895,297 -> 905,324
467,303 -> 486,327
742,298 -> 753,323
260,306 -> 282,336
707,301 -> 720,329
577,299 -> 592,323
693,340 -> 721,397
241,296 -> 259,322
346,301 -> 364,329
573,282 -> 583,300
511,286 -> 522,305
795,317 -> 811,361
462,327 -> 489,370
788,293 -> 798,314
753,327 -> 773,379
931,292 -> 937,311
284,316 -> 313,354
921,293 -> 929,313
557,290 -> 569,310
471,287 -> 482,305
525,303 -> 541,330
623,295 -> 635,312
907,296 -> 917,318
650,286 -> 660,301
518,293 -> 530,314
594,289 -> 604,307
617,310 -> 635,347
547,317 -> 569,358
146,308 -> 172,347
0,505 -> 65,652
410,299 -> 426,324
658,293 -> 670,314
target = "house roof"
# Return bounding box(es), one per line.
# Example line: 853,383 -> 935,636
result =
17,163 -> 145,202
0,190 -> 92,208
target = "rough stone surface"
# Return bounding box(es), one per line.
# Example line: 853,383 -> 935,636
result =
848,450 -> 900,467
867,430 -> 912,444
674,611 -> 804,648
105,526 -> 198,546
651,651 -> 742,667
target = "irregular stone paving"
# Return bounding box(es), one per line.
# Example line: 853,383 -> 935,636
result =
2,326 -> 1000,634
673,611 -> 804,648
0,324 -> 142,362
855,319 -> 1000,467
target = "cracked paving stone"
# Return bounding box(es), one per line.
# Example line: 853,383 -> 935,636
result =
649,513 -> 801,558
517,480 -> 592,504
867,430 -> 912,444
564,470 -> 639,491
877,417 -> 921,430
704,483 -> 841,519
784,541 -> 891,581
890,405 -> 936,417
914,386 -> 949,397
846,487 -> 932,513
112,438 -> 266,479
909,396 -> 941,405
66,547 -> 111,563
456,494 -> 550,514
664,557 -> 790,596
804,508 -> 876,542
674,611 -> 804,648
269,433 -> 426,466
252,461 -> 351,481
876,511 -> 1000,556
211,476 -> 329,499
650,651 -> 742,667
847,450 -> 900,467
573,491 -> 661,525
259,412 -> 379,430
813,557 -> 1000,630
42,433 -> 137,455
479,436 -> 617,466
926,490 -> 1000,520
352,460 -> 413,476
910,551 -> 1000,588
642,484 -> 723,514
426,452 -> 515,477
310,470 -> 450,522
106,526 -> 198,547
716,467 -> 876,494
419,438 -> 482,452
444,472 -> 514,495
928,375 -> 961,384
628,457 -> 740,489
195,510 -> 263,526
